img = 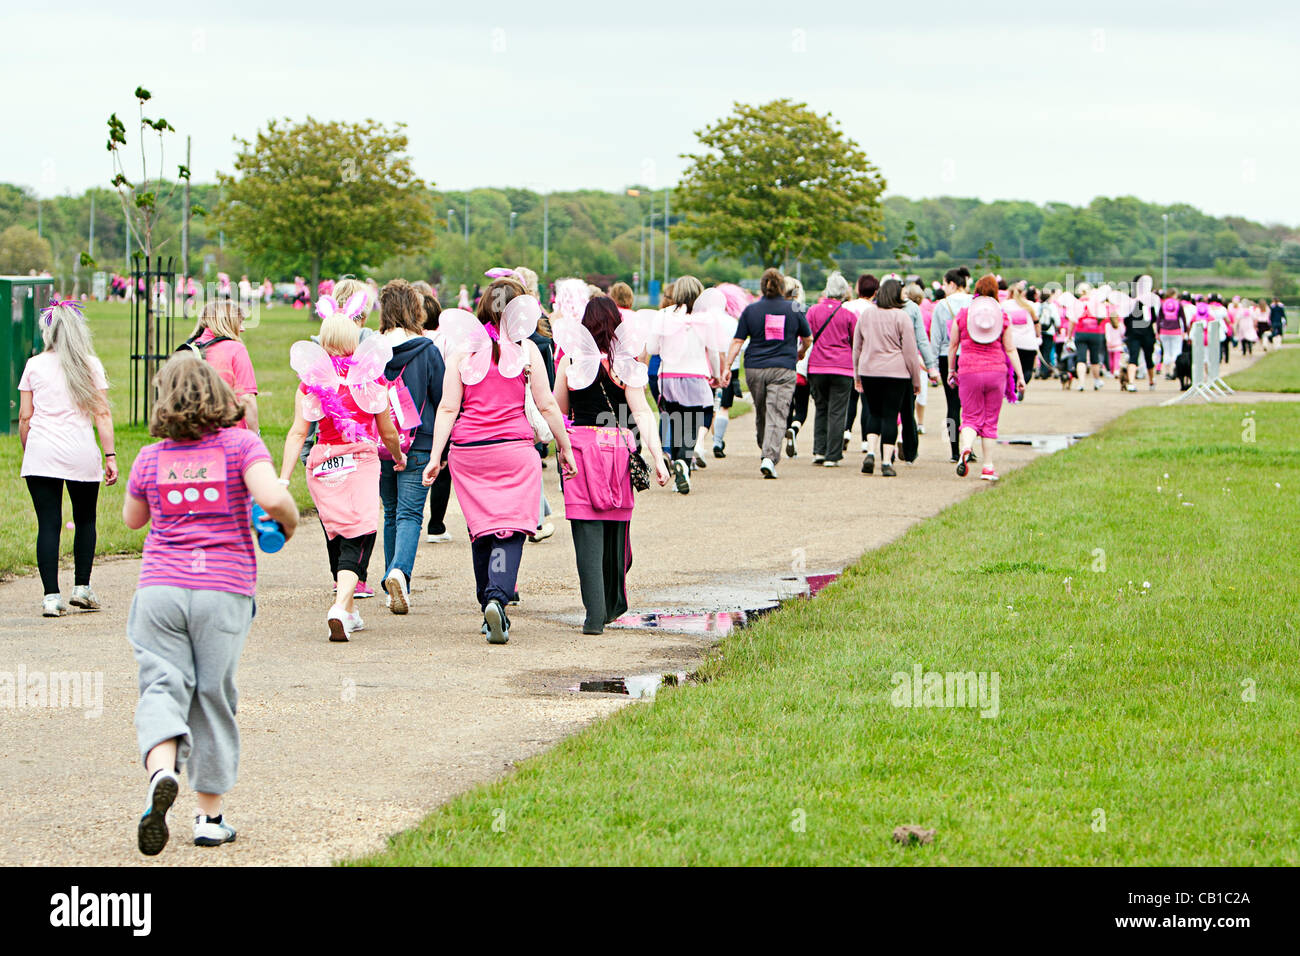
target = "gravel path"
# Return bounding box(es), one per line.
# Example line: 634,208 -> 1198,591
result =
0,354 -> 1283,865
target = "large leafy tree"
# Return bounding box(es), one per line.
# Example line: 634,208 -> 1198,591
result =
0,225 -> 52,273
1038,209 -> 1114,264
675,99 -> 886,269
216,118 -> 433,292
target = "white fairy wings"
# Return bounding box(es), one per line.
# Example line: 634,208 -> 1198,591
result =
551,314 -> 649,391
289,335 -> 394,419
645,287 -> 734,365
437,295 -> 542,385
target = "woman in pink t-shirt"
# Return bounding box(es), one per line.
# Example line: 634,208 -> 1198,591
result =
19,302 -> 118,617
182,301 -> 260,431
949,274 -> 1024,481
423,277 -> 577,645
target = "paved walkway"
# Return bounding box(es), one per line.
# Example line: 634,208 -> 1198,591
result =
0,350 -> 1286,865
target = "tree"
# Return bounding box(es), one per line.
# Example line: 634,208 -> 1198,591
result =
100,86 -> 190,266
0,225 -> 52,274
216,118 -> 433,293
1266,260 -> 1297,300
1038,210 -> 1114,264
675,99 -> 886,268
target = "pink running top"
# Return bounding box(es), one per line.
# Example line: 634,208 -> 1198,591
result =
450,361 -> 533,444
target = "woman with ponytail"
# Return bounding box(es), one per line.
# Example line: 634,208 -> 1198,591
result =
19,301 -> 117,616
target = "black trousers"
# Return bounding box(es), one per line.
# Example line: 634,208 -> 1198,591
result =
860,376 -> 910,447
786,379 -> 810,427
658,398 -> 708,463
426,464 -> 452,535
571,518 -> 630,629
26,476 -> 99,594
938,356 -> 962,458
808,373 -> 853,461
471,532 -> 524,610
328,531 -> 376,582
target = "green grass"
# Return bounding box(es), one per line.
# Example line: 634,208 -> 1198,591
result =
0,300 -> 318,579
353,403 -> 1300,866
1224,346 -> 1300,393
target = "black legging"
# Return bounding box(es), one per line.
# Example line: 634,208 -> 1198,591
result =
327,531 -> 376,581
938,356 -> 961,459
26,476 -> 99,595
1126,328 -> 1156,371
426,463 -> 452,535
1016,348 -> 1037,382
845,388 -> 872,441
860,376 -> 910,447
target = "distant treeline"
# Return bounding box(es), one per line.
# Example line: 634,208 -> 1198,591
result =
3,181 -> 1297,290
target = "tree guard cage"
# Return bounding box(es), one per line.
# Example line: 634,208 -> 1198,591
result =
129,255 -> 178,425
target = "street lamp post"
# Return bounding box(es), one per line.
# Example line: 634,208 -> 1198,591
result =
663,188 -> 670,287
509,210 -> 516,235
1161,213 -> 1168,290
542,192 -> 549,277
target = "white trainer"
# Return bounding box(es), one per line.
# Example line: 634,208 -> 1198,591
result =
70,585 -> 101,610
193,814 -> 237,847
383,570 -> 410,615
42,594 -> 68,617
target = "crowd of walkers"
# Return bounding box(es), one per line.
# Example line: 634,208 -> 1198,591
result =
14,262 -> 1287,856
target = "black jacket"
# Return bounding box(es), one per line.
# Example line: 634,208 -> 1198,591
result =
383,335 -> 445,455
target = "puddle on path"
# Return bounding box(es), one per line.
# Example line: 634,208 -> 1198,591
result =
608,570 -> 842,636
574,672 -> 688,699
999,433 -> 1090,453
578,571 -> 842,698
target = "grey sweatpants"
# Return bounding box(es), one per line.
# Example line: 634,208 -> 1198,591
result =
745,366 -> 797,464
128,586 -> 255,795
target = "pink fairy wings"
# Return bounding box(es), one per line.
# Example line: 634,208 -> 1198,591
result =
344,336 -> 394,412
289,336 -> 393,423
553,278 -> 590,322
314,291 -> 369,321
714,282 -> 752,319
439,296 -> 542,385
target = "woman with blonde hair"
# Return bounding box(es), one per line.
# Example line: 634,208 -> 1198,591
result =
182,300 -> 259,432
281,301 -> 406,641
19,300 -> 117,616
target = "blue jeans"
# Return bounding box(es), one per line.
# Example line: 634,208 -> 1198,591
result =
380,450 -> 431,587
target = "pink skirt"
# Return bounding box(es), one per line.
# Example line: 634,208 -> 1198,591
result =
307,442 -> 380,539
448,439 -> 541,540
563,426 -> 634,522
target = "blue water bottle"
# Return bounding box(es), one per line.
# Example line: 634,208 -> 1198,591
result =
251,504 -> 285,553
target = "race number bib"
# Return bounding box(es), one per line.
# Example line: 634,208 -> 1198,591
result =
157,446 -> 229,516
764,314 -> 786,341
312,453 -> 357,481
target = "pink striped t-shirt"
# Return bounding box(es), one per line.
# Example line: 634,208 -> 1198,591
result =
128,428 -> 272,596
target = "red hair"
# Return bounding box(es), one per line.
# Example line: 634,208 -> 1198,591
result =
974,274 -> 999,299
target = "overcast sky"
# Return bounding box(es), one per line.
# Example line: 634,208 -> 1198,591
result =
7,0 -> 1297,225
